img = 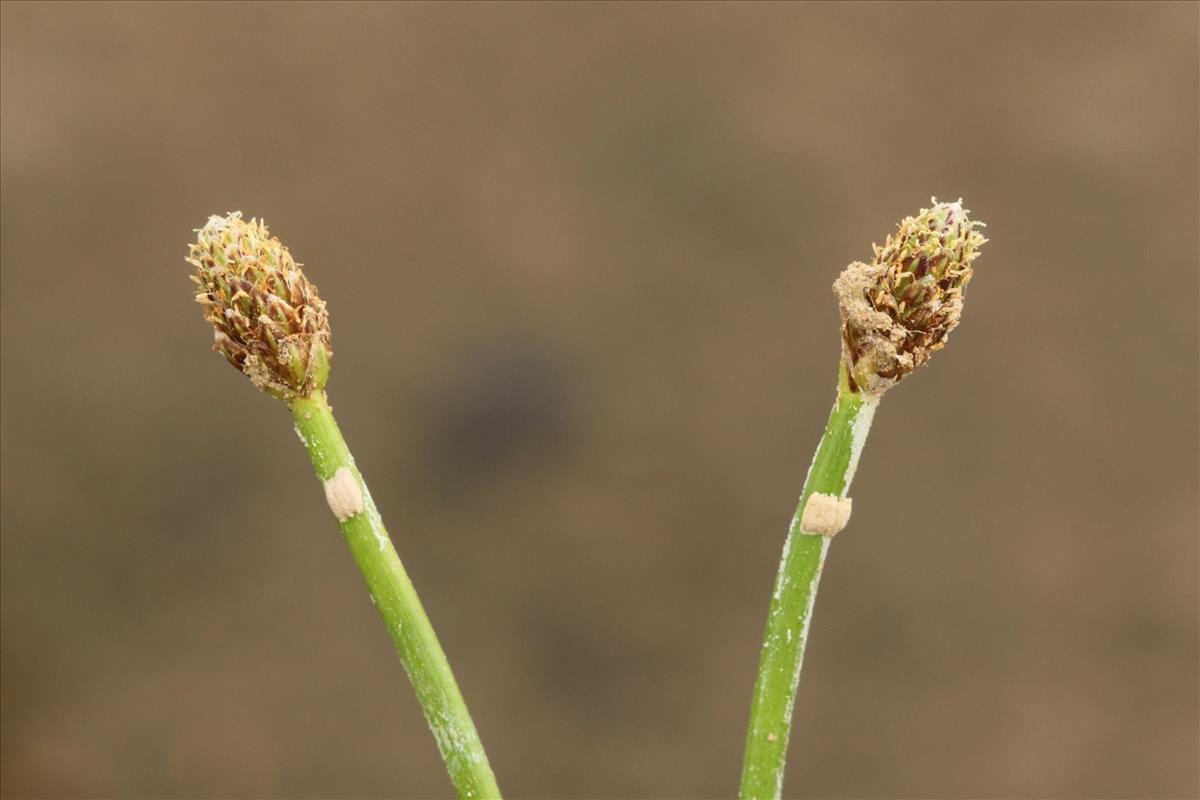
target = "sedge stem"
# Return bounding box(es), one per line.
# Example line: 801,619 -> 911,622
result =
739,364 -> 878,799
291,390 -> 501,800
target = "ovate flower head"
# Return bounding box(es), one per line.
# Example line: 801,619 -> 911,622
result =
188,212 -> 331,401
833,198 -> 986,395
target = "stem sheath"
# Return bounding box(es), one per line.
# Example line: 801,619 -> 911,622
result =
739,365 -> 878,799
291,391 -> 501,800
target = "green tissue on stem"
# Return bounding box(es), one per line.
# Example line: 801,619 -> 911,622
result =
292,392 -> 501,800
739,364 -> 877,800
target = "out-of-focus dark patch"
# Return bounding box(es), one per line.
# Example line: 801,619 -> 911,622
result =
419,335 -> 575,491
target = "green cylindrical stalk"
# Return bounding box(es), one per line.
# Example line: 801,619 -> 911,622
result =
740,365 -> 877,800
292,391 -> 501,800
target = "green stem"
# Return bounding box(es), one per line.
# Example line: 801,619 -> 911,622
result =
291,390 -> 501,800
739,364 -> 879,799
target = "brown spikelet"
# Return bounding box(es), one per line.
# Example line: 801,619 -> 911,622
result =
187,212 -> 331,401
834,198 -> 986,395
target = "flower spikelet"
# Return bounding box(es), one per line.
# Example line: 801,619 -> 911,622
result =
833,198 -> 986,395
187,212 -> 331,401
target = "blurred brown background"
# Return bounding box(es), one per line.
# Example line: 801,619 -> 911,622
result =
2,2 -> 1197,798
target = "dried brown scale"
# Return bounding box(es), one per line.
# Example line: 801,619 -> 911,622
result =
187,212 -> 331,401
834,198 -> 986,395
